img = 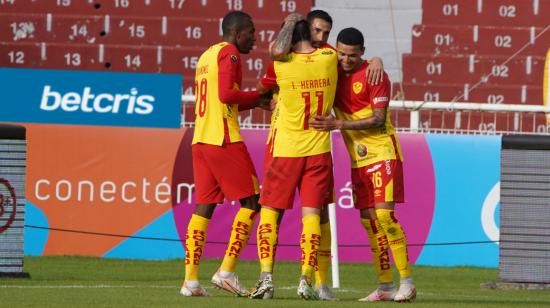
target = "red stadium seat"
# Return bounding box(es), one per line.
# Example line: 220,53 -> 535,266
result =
0,41 -> 103,70
400,82 -> 544,105
0,13 -> 107,44
0,41 -> 42,68
0,0 -> 313,19
102,44 -> 160,72
422,0 -> 547,27
411,24 -> 549,56
105,16 -> 164,45
402,53 -> 545,85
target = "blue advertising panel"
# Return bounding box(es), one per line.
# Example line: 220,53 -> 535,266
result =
416,134 -> 501,267
0,68 -> 182,128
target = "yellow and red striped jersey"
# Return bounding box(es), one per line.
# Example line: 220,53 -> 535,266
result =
334,62 -> 403,168
261,46 -> 338,157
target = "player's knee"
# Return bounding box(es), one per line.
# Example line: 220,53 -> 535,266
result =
240,194 -> 260,212
194,203 -> 217,218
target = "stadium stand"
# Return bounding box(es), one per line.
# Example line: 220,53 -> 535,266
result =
1,0 -> 548,132
395,0 -> 549,131
399,1 -> 548,105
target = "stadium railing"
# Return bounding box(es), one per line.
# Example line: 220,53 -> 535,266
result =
181,94 -> 550,135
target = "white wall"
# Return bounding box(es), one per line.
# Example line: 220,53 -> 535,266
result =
313,0 -> 422,83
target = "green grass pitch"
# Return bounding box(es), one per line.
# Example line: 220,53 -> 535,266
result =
1,256 -> 549,307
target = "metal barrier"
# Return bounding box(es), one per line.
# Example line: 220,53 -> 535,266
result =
0,124 -> 29,278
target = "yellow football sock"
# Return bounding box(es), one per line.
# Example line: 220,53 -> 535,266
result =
376,208 -> 411,279
184,214 -> 210,281
314,222 -> 331,287
361,218 -> 393,283
257,208 -> 279,273
300,214 -> 321,281
220,207 -> 257,272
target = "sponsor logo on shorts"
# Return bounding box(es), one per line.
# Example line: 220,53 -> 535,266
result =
374,189 -> 382,198
373,96 -> 389,104
367,163 -> 382,173
355,143 -> 368,157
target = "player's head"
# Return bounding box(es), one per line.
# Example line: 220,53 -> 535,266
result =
222,11 -> 256,54
291,20 -> 311,45
306,10 -> 332,48
336,27 -> 365,72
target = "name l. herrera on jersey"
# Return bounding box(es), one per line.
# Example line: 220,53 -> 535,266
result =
39,85 -> 155,115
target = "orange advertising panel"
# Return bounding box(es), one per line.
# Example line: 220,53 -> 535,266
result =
26,124 -> 189,256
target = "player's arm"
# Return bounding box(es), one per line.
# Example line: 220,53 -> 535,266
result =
366,57 -> 384,85
256,62 -> 277,96
269,13 -> 303,61
311,72 -> 391,131
218,48 -> 260,105
311,108 -> 386,130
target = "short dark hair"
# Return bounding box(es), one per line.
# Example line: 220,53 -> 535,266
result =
336,27 -> 364,47
222,11 -> 253,35
291,20 -> 311,45
306,9 -> 333,26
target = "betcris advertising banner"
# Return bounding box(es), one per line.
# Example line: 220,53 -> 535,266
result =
0,68 -> 181,128
23,124 -> 502,268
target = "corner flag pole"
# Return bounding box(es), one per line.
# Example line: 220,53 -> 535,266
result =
328,202 -> 340,288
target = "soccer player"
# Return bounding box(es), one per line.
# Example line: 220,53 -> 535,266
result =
267,10 -> 389,301
180,11 -> 267,297
310,27 -> 417,303
249,19 -> 338,301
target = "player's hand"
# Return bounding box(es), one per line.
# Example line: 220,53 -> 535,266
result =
284,13 -> 304,25
310,115 -> 344,131
366,57 -> 384,85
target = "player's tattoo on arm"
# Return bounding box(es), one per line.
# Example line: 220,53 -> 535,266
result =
342,107 -> 387,130
269,23 -> 294,60
269,13 -> 303,60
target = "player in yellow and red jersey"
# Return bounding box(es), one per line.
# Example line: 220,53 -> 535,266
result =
266,10 -> 388,300
181,11 -> 269,298
249,19 -> 338,301
311,27 -> 416,303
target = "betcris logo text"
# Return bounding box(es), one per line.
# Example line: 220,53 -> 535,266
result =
40,86 -> 154,115
0,68 -> 182,128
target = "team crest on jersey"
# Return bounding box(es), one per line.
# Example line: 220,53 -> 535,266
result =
230,55 -> 238,62
353,82 -> 363,94
355,143 -> 368,157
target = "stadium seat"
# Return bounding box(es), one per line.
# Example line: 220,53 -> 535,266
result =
0,0 -> 313,18
102,44 -> 159,72
422,0 -> 547,27
400,82 -> 544,105
0,13 -> 47,43
390,109 -> 412,129
411,24 -> 550,56
0,41 -> 104,70
0,13 -> 108,44
402,53 -> 545,85
0,41 -> 42,68
105,16 -> 164,45
412,107 -> 548,134
0,0 -> 95,15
